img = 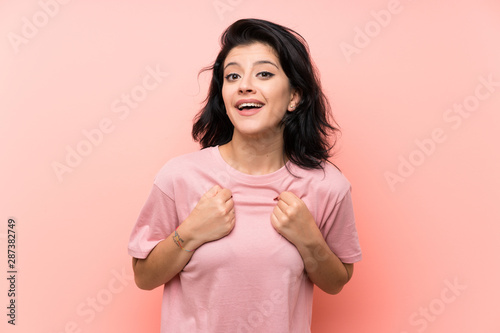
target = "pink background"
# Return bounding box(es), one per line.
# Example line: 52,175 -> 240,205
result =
1,1 -> 499,332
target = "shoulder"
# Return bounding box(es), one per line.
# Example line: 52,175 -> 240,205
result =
153,147 -> 216,190
158,147 -> 214,173
290,161 -> 352,203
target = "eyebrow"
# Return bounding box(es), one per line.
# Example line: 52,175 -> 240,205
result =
223,60 -> 279,71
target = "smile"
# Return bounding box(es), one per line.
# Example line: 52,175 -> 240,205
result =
237,104 -> 263,116
235,100 -> 265,116
238,102 -> 264,110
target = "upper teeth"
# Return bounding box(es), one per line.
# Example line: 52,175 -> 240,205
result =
238,103 -> 263,110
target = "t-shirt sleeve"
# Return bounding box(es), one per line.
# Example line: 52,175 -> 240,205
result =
127,184 -> 179,259
322,187 -> 362,264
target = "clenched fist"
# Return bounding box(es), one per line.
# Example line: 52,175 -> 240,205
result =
183,185 -> 235,247
271,191 -> 318,246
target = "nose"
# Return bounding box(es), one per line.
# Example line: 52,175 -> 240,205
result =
238,75 -> 255,94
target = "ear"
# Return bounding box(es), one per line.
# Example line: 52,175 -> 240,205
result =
287,89 -> 302,112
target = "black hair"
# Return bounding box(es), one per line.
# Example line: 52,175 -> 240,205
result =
192,18 -> 339,170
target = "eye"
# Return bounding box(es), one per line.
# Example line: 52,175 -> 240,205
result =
257,71 -> 275,79
225,73 -> 240,82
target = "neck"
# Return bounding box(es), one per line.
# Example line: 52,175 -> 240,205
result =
219,132 -> 287,175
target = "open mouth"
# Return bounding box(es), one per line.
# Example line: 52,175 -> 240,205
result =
237,102 -> 264,111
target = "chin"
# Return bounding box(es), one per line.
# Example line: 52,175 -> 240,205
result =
234,125 -> 282,140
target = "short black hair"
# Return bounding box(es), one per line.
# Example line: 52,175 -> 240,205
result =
192,18 -> 339,170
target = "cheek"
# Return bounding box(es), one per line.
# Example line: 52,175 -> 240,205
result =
265,94 -> 291,125
222,85 -> 235,109
265,84 -> 292,109
221,90 -> 230,111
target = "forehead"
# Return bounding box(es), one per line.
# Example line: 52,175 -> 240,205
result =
224,42 -> 280,67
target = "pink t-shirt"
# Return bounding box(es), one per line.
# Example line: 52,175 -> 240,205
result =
128,146 -> 362,333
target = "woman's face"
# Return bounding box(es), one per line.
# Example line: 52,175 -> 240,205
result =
222,42 -> 299,141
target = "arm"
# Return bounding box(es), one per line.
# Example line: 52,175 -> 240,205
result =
132,223 -> 199,290
292,228 -> 354,294
132,185 -> 235,290
271,191 -> 354,295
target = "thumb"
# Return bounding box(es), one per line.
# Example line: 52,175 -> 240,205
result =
205,185 -> 221,197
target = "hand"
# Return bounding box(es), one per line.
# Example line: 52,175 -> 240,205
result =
183,185 -> 235,246
271,191 -> 318,245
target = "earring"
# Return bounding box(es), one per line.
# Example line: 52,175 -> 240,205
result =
289,103 -> 295,110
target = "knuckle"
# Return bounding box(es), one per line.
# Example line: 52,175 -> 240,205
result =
217,207 -> 227,216
286,207 -> 297,217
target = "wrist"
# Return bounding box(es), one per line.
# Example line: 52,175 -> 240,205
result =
176,220 -> 204,250
294,226 -> 326,258
292,219 -> 322,248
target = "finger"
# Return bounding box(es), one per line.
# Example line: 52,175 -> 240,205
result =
270,212 -> 279,228
277,191 -> 299,205
229,213 -> 236,229
272,204 -> 286,222
205,185 -> 221,197
225,197 -> 235,212
276,197 -> 289,212
216,188 -> 233,201
270,210 -> 285,235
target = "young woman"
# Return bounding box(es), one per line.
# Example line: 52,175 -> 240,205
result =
128,18 -> 362,332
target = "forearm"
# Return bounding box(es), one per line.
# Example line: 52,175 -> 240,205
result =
294,230 -> 352,295
132,186 -> 235,290
132,224 -> 201,290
